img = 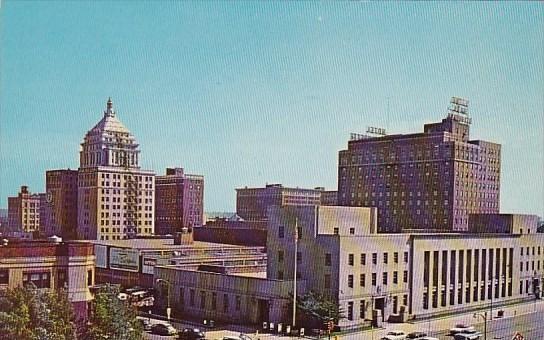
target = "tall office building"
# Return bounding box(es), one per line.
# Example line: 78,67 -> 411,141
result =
155,167 -> 204,235
235,184 -> 322,222
338,98 -> 501,232
77,99 -> 155,240
43,169 -> 78,239
7,186 -> 42,233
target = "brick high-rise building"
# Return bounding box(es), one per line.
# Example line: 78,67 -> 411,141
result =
338,98 -> 501,232
77,98 -> 155,240
7,186 -> 42,233
155,167 -> 204,235
236,184 -> 322,222
43,169 -> 78,239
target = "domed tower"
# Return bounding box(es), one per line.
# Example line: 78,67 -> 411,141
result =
77,99 -> 155,240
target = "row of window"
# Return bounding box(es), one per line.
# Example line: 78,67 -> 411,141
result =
178,288 -> 242,313
345,295 -> 408,321
346,271 -> 409,288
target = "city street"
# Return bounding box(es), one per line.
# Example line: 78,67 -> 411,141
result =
144,300 -> 544,340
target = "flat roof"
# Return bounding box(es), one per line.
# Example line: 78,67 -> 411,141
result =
88,238 -> 264,251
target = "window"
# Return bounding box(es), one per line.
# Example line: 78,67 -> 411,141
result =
394,252 -> 399,263
200,291 -> 206,309
361,253 -> 366,265
179,288 -> 184,305
348,254 -> 354,266
235,296 -> 241,311
297,226 -> 303,240
278,250 -> 284,262
347,301 -> 353,321
190,289 -> 195,306
211,292 -> 217,310
393,271 -> 398,284
58,270 -> 67,288
278,226 -> 284,238
403,270 -> 408,283
372,253 -> 377,265
325,253 -> 332,266
371,273 -> 377,286
23,272 -> 51,289
87,270 -> 93,287
278,271 -> 284,280
403,294 -> 408,307
360,300 -> 366,319
360,274 -> 365,287
223,294 -> 229,312
383,272 -> 388,285
348,275 -> 354,288
404,251 -> 409,263
383,253 -> 388,264
0,270 -> 8,285
325,274 -> 331,289
333,228 -> 339,235
349,228 -> 355,235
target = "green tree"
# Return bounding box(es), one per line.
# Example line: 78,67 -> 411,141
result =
292,291 -> 345,329
0,283 -> 76,340
84,284 -> 143,340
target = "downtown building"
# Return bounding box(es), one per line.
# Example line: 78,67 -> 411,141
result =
7,185 -> 43,233
236,184 -> 323,222
42,169 -> 79,239
267,205 -> 544,328
155,167 -> 204,236
77,99 -> 155,240
0,238 -> 95,323
338,98 -> 500,232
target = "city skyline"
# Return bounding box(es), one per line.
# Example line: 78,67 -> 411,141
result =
1,2 -> 543,216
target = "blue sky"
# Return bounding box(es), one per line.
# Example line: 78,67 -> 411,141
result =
1,2 -> 543,216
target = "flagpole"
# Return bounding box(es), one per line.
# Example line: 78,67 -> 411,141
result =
293,217 -> 298,328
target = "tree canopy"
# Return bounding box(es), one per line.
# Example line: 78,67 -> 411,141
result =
293,291 -> 344,329
0,283 -> 76,340
84,284 -> 143,340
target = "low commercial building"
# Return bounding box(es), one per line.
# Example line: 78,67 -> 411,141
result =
91,238 -> 267,288
154,266 -> 304,325
0,239 -> 95,323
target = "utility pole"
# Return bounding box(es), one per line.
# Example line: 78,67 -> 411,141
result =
292,217 -> 298,328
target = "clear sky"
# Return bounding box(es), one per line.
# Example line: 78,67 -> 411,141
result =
1,2 -> 543,216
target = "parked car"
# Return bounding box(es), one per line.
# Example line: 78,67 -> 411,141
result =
420,337 -> 439,340
453,330 -> 482,340
137,318 -> 152,331
151,322 -> 177,336
380,330 -> 407,340
449,324 -> 476,335
406,331 -> 427,339
178,328 -> 205,340
221,335 -> 253,340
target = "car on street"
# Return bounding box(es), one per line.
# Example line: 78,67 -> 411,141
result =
406,331 -> 428,339
449,324 -> 476,335
380,330 -> 407,340
453,330 -> 482,340
221,334 -> 253,340
137,318 -> 152,331
420,337 -> 439,340
178,328 -> 205,340
151,322 -> 178,336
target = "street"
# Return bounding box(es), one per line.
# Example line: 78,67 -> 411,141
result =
144,300 -> 544,340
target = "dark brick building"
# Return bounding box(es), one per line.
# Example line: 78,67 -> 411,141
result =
155,168 -> 204,235
338,98 -> 501,232
43,169 -> 79,239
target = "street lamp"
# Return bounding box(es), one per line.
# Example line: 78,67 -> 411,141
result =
473,311 -> 487,340
156,278 -> 171,320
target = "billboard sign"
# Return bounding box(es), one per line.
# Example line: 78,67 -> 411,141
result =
109,248 -> 140,272
142,256 -> 158,275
